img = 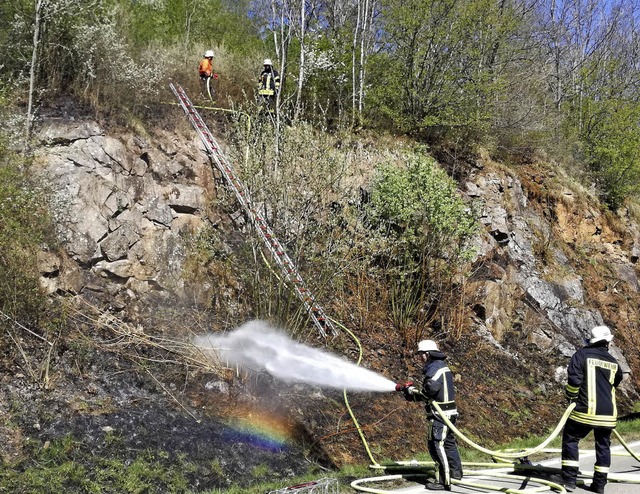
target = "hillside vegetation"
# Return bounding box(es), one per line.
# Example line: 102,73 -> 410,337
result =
1,1 -> 640,493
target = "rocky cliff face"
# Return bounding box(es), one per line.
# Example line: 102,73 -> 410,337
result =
34,119 -> 217,310
463,161 -> 639,386
10,113 -> 640,485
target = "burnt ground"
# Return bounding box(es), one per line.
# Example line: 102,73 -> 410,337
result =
0,337 -> 330,493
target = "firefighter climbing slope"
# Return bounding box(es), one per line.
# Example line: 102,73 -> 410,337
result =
258,58 -> 280,110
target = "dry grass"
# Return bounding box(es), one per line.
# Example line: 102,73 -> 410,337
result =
65,298 -> 224,374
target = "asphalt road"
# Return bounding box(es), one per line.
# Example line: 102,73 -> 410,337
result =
355,441 -> 640,493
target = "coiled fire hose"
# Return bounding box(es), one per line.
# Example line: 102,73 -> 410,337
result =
430,400 -> 575,460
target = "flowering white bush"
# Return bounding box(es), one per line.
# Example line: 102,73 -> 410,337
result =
71,10 -> 167,104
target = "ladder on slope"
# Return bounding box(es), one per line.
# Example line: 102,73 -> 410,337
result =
170,83 -> 337,338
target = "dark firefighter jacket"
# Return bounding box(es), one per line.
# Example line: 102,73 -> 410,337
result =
566,341 -> 623,429
406,351 -> 458,421
258,68 -> 280,96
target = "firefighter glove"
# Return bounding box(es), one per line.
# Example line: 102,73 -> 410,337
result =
403,387 -> 418,401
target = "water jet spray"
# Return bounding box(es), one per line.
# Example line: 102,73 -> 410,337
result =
194,320 -> 396,392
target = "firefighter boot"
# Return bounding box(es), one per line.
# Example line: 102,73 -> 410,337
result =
589,469 -> 607,493
424,483 -> 447,491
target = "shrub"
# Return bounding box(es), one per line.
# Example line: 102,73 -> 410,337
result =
583,98 -> 640,209
364,150 -> 478,341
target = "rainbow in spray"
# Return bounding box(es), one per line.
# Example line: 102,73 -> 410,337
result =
222,405 -> 295,452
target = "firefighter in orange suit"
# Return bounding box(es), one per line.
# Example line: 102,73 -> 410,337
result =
198,50 -> 218,98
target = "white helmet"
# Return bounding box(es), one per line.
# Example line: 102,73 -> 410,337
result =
589,325 -> 613,344
417,340 -> 439,353
263,58 -> 272,66
204,50 -> 214,58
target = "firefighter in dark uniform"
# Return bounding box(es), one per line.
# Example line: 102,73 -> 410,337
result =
561,325 -> 623,493
396,340 -> 463,491
258,58 -> 280,110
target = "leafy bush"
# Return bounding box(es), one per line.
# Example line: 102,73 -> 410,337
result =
365,151 -> 478,340
366,151 -> 477,262
583,98 -> 640,209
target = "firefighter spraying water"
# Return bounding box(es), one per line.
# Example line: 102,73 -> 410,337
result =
173,84 -> 640,494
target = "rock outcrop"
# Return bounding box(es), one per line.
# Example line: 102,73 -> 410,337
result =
35,120 -> 217,309
33,119 -> 640,386
465,163 -> 637,385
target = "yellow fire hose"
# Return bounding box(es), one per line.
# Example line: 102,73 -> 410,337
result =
430,401 -> 575,460
351,401 -> 640,493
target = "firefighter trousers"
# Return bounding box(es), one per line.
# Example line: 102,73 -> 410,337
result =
561,418 -> 612,489
427,416 -> 463,486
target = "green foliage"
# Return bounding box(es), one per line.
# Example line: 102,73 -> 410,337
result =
0,0 -> 34,75
118,0 -> 261,55
370,0 -> 520,140
0,140 -> 52,326
367,151 -> 477,262
365,151 -> 477,339
0,436 -> 193,493
0,0 -> 263,118
582,98 -> 640,209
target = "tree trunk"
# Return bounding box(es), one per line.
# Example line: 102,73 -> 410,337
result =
26,0 -> 45,137
352,0 -> 362,127
294,0 -> 306,121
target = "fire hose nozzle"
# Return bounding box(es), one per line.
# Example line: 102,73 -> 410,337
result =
395,381 -> 414,392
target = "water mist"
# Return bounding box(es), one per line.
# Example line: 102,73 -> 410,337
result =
194,320 -> 396,392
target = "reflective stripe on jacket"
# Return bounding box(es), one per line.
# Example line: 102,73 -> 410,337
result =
423,351 -> 458,419
566,343 -> 622,428
258,69 -> 280,96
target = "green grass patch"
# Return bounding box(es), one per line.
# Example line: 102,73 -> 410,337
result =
0,436 -> 196,494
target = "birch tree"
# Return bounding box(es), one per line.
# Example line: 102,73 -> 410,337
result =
352,0 -> 378,126
538,0 -> 624,113
26,0 -> 45,136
